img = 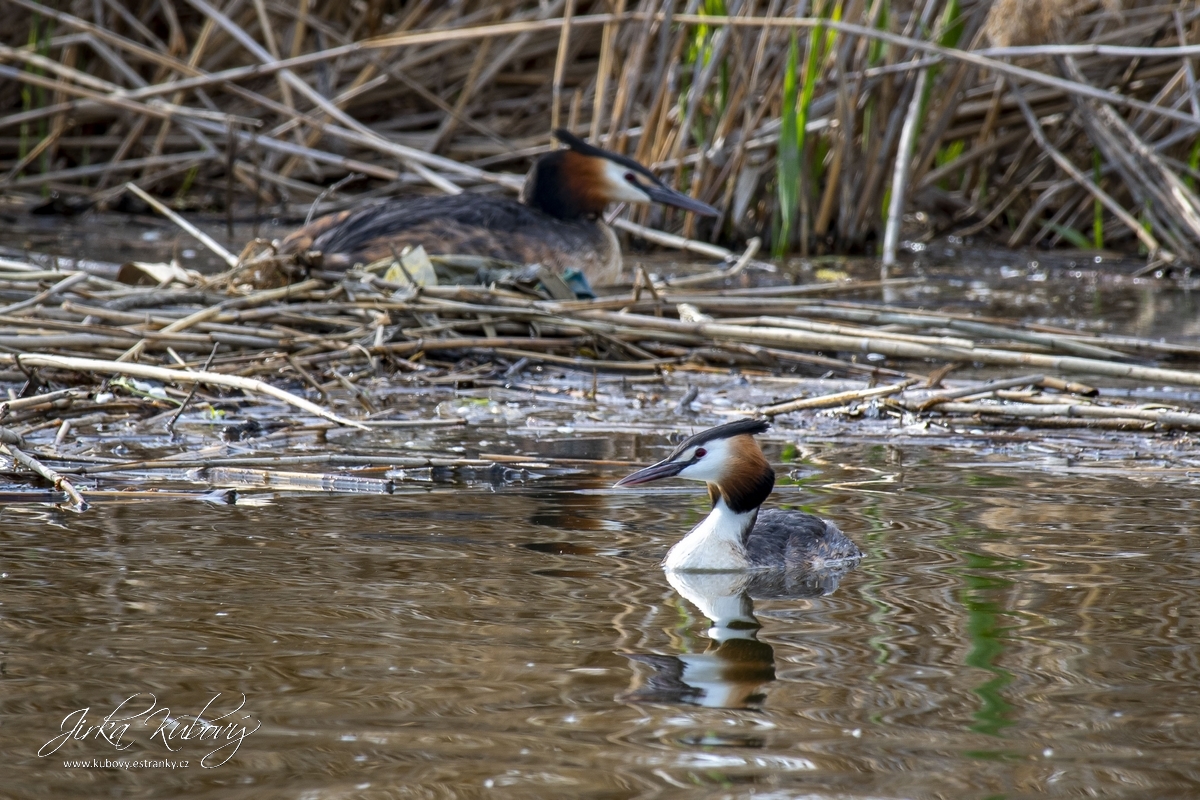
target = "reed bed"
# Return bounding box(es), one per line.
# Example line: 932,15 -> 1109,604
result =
0,0 -> 1198,265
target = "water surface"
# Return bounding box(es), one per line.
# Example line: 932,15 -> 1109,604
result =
4,437 -> 1198,798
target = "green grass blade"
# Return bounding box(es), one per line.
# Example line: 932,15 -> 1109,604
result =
1185,138 -> 1200,193
775,1 -> 839,257
1047,223 -> 1093,250
774,32 -> 801,258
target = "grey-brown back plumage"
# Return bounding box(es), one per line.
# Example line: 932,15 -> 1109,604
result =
746,508 -> 862,571
279,194 -> 617,280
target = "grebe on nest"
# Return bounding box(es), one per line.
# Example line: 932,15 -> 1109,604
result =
278,129 -> 718,286
615,418 -> 862,573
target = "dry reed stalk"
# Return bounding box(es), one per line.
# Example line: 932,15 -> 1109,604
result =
1007,77 -> 1170,261
922,400 -> 1200,430
2,440 -> 88,509
912,373 -> 1045,410
0,272 -> 90,316
3,246 -> 1200,445
571,309 -> 1200,386
1059,56 -> 1200,261
662,12 -> 1200,124
761,378 -> 919,416
124,182 -> 238,267
0,388 -> 85,419
550,0 -> 577,133
0,353 -> 363,428
589,0 -> 623,142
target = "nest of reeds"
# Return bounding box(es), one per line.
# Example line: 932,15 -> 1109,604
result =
0,0 -> 1197,269
7,244 -> 1200,509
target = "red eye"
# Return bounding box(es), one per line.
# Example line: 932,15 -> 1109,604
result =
695,448 -> 707,458
624,172 -> 637,183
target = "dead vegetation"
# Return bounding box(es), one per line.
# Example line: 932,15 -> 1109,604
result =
5,245 -> 1200,509
0,0 -> 1197,265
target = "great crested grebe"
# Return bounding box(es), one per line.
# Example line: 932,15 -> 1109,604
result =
278,129 -> 718,286
615,418 -> 862,572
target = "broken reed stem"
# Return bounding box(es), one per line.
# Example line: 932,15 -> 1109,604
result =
2,441 -> 88,510
0,272 -> 90,316
914,374 -> 1045,410
125,182 -> 239,268
661,237 -> 762,288
0,354 -> 365,428
165,342 -> 219,435
922,400 -> 1200,430
756,373 -> 1200,432
611,218 -> 743,262
761,379 -> 919,416
0,426 -> 26,445
0,388 -> 86,418
1006,81 -> 1171,263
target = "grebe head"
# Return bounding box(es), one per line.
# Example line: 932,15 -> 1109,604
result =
615,418 -> 775,513
520,129 -> 720,221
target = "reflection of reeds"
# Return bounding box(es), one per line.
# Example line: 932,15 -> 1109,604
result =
0,0 -> 1197,263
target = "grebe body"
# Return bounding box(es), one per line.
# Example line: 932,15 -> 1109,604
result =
279,130 -> 717,286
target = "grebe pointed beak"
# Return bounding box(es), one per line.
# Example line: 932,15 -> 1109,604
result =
641,184 -> 719,217
614,459 -> 685,487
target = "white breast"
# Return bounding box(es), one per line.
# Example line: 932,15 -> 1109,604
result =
663,499 -> 757,572
592,222 -> 623,286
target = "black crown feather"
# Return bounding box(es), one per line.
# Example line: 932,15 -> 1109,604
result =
667,417 -> 770,460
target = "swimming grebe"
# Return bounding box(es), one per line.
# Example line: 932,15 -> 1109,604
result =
615,418 -> 862,572
278,129 -> 718,286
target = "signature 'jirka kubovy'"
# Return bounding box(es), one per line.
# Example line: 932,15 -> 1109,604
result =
615,418 -> 862,572
278,129 -> 719,286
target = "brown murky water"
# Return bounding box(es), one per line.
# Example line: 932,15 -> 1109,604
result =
4,434 -> 1200,798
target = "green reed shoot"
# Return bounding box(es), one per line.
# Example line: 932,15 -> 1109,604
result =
1047,222 -> 1091,250
935,139 -> 965,190
1185,138 -> 1200,193
774,32 -> 801,258
774,1 -> 838,258
174,165 -> 200,204
680,0 -> 730,149
867,0 -> 888,65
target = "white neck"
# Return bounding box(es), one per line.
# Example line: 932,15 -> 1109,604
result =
663,498 -> 758,572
